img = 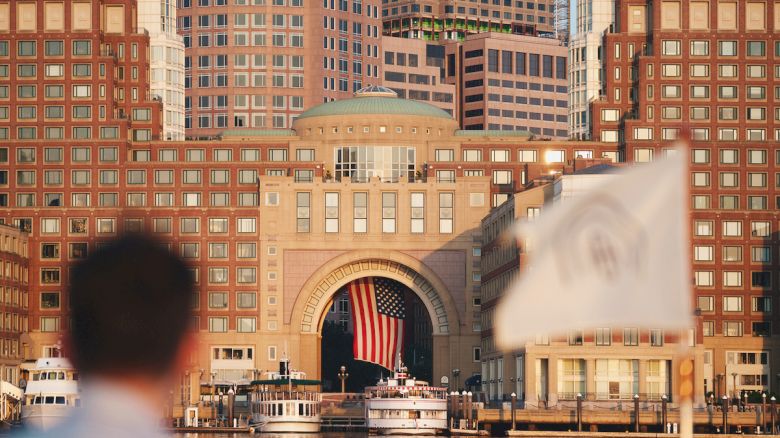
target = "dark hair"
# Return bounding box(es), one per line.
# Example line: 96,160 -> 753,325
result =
68,234 -> 193,376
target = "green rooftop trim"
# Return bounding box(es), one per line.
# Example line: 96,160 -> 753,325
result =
297,96 -> 453,120
454,129 -> 532,137
220,129 -> 297,137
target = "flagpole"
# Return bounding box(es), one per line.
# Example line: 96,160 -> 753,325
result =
677,139 -> 694,438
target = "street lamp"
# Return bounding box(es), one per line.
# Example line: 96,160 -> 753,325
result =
338,365 -> 349,393
210,372 -> 217,423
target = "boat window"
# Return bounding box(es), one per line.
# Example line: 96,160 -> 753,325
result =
32,373 -> 39,381
33,396 -> 41,404
75,399 -> 81,407
48,372 -> 57,380
55,396 -> 66,404
39,373 -> 47,381
73,372 -> 79,381
299,403 -> 303,416
45,396 -> 55,404
58,372 -> 65,380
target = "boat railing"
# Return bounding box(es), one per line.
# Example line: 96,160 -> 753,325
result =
253,391 -> 321,402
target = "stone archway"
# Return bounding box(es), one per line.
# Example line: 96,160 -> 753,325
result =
288,250 -> 461,383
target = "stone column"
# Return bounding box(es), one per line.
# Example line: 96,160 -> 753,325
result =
547,354 -> 559,406
585,358 -> 596,400
524,353 -> 538,406
638,359 -> 648,397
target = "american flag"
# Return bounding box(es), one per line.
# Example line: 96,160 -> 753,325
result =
348,277 -> 405,370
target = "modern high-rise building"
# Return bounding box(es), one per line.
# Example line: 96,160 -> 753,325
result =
138,0 -> 187,140
0,0 -> 162,144
177,0 -> 383,138
445,33 -> 569,136
568,0 -> 614,139
592,0 -> 780,399
382,36 -> 456,116
381,0 -> 560,41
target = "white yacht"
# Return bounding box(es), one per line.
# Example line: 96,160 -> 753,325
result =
249,358 -> 322,433
22,358 -> 80,431
364,359 -> 448,435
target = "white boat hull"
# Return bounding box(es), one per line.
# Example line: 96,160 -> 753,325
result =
252,415 -> 321,433
371,426 -> 443,435
22,405 -> 74,431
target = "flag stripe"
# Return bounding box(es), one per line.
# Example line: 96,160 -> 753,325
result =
348,277 -> 405,370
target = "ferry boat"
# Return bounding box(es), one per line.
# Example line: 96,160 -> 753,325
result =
364,359 -> 448,435
249,358 -> 322,433
21,358 -> 80,431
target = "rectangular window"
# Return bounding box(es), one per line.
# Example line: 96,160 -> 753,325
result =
353,192 -> 367,233
439,193 -> 453,233
296,192 -> 310,232
410,193 -> 425,234
382,192 -> 396,233
325,192 -> 339,233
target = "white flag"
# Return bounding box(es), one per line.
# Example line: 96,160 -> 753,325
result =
495,154 -> 693,350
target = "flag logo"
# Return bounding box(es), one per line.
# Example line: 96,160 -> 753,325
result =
348,277 -> 405,370
551,194 -> 646,284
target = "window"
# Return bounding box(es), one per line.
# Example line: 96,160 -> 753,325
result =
296,192 -> 310,232
595,328 -> 611,346
751,221 -> 770,237
623,328 -> 638,346
439,193 -> 453,233
325,193 -> 339,233
724,321 -> 743,337
698,296 -> 714,312
723,246 -> 742,262
662,40 -> 680,56
208,317 -> 228,333
695,271 -> 714,287
353,193 -> 367,233
723,272 -> 743,287
753,297 -> 772,313
747,41 -> 765,56
723,296 -> 743,311
382,193 -> 396,233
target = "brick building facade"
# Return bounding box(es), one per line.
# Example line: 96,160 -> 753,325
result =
592,0 -> 780,398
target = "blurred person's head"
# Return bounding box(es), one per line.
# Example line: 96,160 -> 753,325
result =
68,233 -> 193,381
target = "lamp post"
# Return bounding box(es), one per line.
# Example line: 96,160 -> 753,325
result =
743,392 -> 748,413
210,372 -> 217,424
723,395 -> 729,434
661,394 -> 668,433
576,393 -> 582,432
452,368 -> 461,392
762,393 -> 767,434
338,365 -> 349,393
772,396 -> 777,435
633,394 -> 640,433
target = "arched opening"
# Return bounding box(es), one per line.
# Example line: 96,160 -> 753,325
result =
288,252 -> 461,391
319,277 -> 433,392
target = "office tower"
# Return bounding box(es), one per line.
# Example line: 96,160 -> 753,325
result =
138,0 -> 187,140
568,0 -> 614,139
177,0 -> 383,138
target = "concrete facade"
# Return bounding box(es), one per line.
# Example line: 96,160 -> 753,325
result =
382,36 -> 456,116
444,33 -> 569,136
